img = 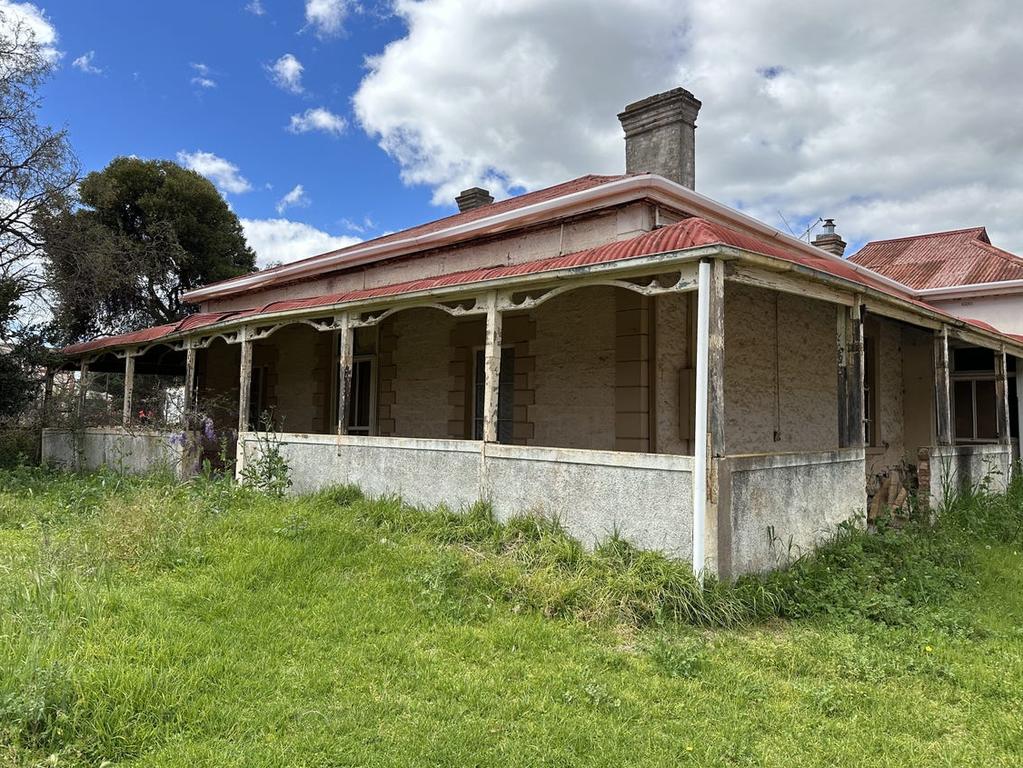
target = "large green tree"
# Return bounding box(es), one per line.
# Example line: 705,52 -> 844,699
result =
39,157 -> 256,342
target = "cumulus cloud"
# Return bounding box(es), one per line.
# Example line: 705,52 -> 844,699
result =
241,217 -> 361,268
276,183 -> 310,214
190,62 -> 216,88
288,107 -> 346,136
304,0 -> 349,37
0,1 -> 59,62
354,0 -> 1023,252
268,53 -> 303,94
72,50 -> 101,74
176,150 -> 252,194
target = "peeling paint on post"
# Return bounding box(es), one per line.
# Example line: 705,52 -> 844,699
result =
122,351 -> 135,428
836,306 -> 849,447
336,313 -> 354,451
482,291 -> 504,443
183,346 -> 196,428
78,359 -> 88,422
995,347 -> 1010,446
847,297 -> 865,448
238,333 -> 253,436
708,259 -> 726,459
934,325 -> 952,446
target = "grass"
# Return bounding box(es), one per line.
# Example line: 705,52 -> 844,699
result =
0,467 -> 1022,766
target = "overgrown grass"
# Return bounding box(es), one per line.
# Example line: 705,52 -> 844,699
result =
1,467 -> 1022,765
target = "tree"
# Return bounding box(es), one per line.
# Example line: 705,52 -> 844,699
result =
39,157 -> 256,342
0,10 -> 78,419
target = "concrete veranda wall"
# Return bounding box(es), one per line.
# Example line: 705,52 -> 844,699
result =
41,428 -> 194,477
239,432 -> 696,559
718,448 -> 866,576
922,444 -> 1013,508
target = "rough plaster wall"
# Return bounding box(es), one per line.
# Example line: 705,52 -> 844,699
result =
264,325 -> 331,434
901,325 -> 934,461
614,291 -> 651,452
724,283 -> 838,454
389,308 -> 455,439
530,287 -> 616,450
654,292 -> 691,455
200,206 -> 648,313
866,317 -> 906,479
197,341 -> 240,430
931,294 -> 1023,336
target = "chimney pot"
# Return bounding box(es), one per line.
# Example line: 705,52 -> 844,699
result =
618,87 -> 702,189
813,218 -> 847,257
455,186 -> 494,212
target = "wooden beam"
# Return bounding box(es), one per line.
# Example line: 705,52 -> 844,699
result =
77,359 -> 88,423
995,348 -> 1011,446
482,291 -> 504,443
238,335 -> 253,435
836,306 -> 849,447
183,346 -> 196,428
708,259 -> 726,457
336,314 -> 354,438
846,298 -> 865,448
726,262 -> 854,307
122,351 -> 136,428
934,325 -> 952,446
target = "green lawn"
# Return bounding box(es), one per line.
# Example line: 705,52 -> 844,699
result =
1,470 -> 1022,766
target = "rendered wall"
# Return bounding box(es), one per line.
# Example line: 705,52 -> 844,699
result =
866,316 -> 906,480
921,444 -> 1013,507
41,428 -> 194,477
719,448 -> 866,576
241,433 -> 696,559
724,284 -> 839,454
930,293 -> 1023,336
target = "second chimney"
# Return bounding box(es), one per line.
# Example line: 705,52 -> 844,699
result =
618,87 -> 702,189
455,186 -> 494,212
813,219 -> 847,257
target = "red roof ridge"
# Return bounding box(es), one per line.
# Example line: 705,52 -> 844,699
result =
858,226 -> 987,247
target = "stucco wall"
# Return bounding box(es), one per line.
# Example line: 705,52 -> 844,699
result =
241,432 -> 696,559
653,291 -> 692,455
41,428 -> 194,477
720,448 -> 866,575
866,316 -> 906,480
386,308 -> 456,439
923,444 -> 1013,508
724,283 -> 838,454
930,292 -> 1023,336
530,287 -> 617,450
201,204 -> 653,313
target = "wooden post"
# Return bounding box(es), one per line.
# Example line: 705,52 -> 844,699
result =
836,306 -> 849,448
122,351 -> 136,428
934,325 -> 952,446
708,259 -> 726,458
41,368 -> 54,428
77,359 -> 89,423
995,347 -> 1011,446
183,345 -> 197,427
482,291 -> 503,443
237,334 -> 253,436
336,314 -> 354,438
847,298 -> 865,448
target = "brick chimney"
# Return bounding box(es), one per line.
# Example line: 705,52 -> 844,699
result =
617,87 -> 702,189
813,218 -> 847,257
455,186 -> 494,212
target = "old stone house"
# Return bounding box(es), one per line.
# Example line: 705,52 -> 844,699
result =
45,87 -> 1023,578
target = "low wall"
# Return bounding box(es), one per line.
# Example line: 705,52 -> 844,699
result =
920,444 -> 1013,509
239,433 -> 696,559
718,448 -> 866,576
41,428 -> 195,477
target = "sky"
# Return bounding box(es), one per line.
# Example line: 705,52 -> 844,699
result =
8,0 -> 1023,269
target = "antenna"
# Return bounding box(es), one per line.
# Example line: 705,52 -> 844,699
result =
777,211 -> 797,237
800,217 -> 824,243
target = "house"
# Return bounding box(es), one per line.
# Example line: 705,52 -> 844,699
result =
850,228 -> 1023,459
43,87 -> 1023,578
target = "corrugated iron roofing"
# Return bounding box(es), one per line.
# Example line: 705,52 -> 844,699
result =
849,227 -> 1023,290
61,217 -> 1017,357
193,174 -> 628,294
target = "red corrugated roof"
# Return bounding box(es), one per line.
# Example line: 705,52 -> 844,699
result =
193,174 -> 627,294
849,227 -> 1023,290
61,217 -> 1021,357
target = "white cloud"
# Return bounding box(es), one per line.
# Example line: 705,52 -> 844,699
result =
241,217 -> 361,268
176,150 -> 252,194
72,50 -> 101,75
276,184 -> 310,214
190,62 -> 216,88
341,215 -> 375,234
268,53 -> 303,94
245,0 -> 266,15
288,107 -> 346,137
305,0 -> 349,37
0,1 -> 59,62
353,0 -> 1023,253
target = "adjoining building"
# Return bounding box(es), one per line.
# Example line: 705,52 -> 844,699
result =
45,88 -> 1023,577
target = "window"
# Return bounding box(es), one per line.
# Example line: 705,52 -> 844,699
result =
473,347 -> 515,442
863,336 -> 878,447
346,357 -> 375,436
953,378 -> 998,442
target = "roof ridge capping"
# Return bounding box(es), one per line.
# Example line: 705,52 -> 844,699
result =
862,226 -> 987,246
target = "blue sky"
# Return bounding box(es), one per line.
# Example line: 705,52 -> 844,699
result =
36,0 -> 439,264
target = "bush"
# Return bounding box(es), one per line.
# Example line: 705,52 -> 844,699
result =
0,426 -> 39,469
